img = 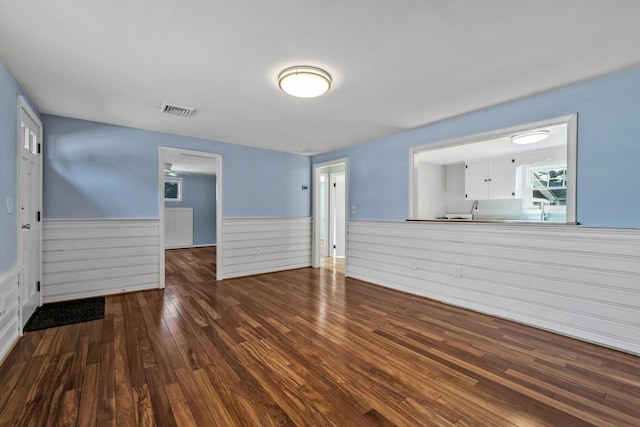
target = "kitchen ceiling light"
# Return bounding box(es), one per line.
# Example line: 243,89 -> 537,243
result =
511,130 -> 550,145
278,66 -> 331,98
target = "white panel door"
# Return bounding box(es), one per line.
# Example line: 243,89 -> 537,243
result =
18,99 -> 42,327
330,173 -> 346,258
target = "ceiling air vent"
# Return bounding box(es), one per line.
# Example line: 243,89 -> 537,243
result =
160,102 -> 195,117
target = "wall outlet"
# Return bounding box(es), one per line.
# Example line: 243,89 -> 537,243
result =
256,248 -> 262,256
410,259 -> 417,270
351,205 -> 356,214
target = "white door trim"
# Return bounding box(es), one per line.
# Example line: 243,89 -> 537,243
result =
158,147 -> 223,284
312,158 -> 348,271
16,96 -> 43,328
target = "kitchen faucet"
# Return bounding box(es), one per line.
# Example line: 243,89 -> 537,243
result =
540,201 -> 550,221
470,200 -> 478,218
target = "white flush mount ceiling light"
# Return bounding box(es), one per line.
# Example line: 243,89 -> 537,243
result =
278,66 -> 332,98
511,130 -> 550,145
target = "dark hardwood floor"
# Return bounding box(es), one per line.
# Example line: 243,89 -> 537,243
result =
1,247 -> 639,426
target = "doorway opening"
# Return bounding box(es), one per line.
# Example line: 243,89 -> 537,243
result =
159,147 -> 222,284
313,159 -> 348,273
408,114 -> 577,223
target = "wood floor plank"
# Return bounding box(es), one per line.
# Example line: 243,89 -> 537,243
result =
1,386 -> 32,426
96,397 -> 115,427
0,360 -> 27,413
164,383 -> 197,427
144,365 -> 177,427
113,299 -> 136,426
122,296 -> 146,388
66,321 -> 91,392
56,389 -> 80,427
0,246 -> 639,426
16,354 -> 61,426
76,362 -> 100,427
132,384 -> 156,427
173,367 -> 218,427
190,367 -> 239,426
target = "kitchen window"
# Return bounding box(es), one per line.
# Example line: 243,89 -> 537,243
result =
525,165 -> 567,211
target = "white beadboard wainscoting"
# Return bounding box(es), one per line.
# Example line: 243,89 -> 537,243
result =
221,218 -> 312,279
347,221 -> 640,355
43,219 -> 160,303
0,267 -> 21,363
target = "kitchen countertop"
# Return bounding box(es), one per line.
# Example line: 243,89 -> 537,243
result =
407,219 -> 579,225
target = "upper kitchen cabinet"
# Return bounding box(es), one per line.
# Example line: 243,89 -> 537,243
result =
465,156 -> 516,200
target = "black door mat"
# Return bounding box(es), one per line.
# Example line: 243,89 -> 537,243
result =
23,296 -> 105,332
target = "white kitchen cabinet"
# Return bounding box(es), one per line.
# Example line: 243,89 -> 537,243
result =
465,157 -> 516,200
164,208 -> 193,248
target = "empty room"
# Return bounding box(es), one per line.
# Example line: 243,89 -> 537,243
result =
1,1 -> 639,426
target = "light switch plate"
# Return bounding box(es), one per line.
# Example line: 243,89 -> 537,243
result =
6,197 -> 13,214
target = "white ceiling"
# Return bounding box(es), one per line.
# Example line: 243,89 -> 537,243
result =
417,123 -> 567,165
165,152 -> 216,176
1,1 -> 639,155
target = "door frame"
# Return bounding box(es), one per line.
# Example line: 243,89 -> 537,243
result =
312,158 -> 348,271
158,147 -> 223,284
16,96 -> 43,328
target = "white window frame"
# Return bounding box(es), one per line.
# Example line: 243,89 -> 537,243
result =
164,177 -> 182,202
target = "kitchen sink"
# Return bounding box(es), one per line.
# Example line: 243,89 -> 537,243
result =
444,213 -> 473,220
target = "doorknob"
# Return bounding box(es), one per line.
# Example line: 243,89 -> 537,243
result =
22,224 -> 31,229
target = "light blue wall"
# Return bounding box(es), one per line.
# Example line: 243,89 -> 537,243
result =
165,174 -> 216,245
313,67 -> 640,228
42,115 -> 311,219
0,60 -> 40,275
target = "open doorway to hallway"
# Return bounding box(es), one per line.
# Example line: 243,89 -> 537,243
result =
314,160 -> 347,273
159,147 -> 222,285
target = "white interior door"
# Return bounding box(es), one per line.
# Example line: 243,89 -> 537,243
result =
18,98 -> 43,326
330,172 -> 346,258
